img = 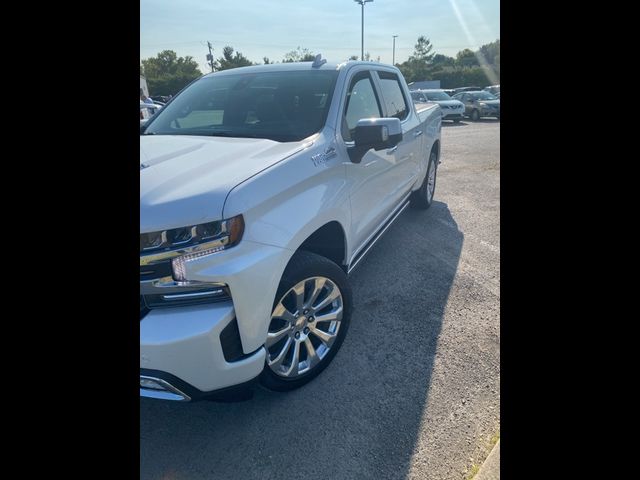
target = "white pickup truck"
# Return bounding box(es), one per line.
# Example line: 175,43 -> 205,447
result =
140,57 -> 442,401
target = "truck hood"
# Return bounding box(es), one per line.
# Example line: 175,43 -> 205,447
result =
140,135 -> 308,232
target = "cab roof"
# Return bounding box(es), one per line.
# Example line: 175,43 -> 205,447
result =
202,60 -> 395,77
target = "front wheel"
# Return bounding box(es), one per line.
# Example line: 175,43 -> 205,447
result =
470,109 -> 480,121
410,150 -> 438,210
260,251 -> 352,392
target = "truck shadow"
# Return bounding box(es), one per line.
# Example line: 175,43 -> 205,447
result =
140,200 -> 463,480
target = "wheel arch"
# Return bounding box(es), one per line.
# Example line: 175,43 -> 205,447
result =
431,139 -> 440,161
295,221 -> 348,272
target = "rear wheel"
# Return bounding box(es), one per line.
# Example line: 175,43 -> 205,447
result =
410,150 -> 438,210
260,251 -> 352,392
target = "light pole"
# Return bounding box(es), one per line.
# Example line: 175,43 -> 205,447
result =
354,0 -> 373,61
392,35 -> 398,65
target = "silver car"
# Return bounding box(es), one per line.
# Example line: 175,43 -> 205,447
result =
410,89 -> 465,123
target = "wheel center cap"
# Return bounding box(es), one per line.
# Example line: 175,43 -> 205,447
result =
295,317 -> 306,329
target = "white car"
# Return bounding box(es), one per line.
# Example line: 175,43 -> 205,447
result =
140,59 -> 443,401
410,89 -> 465,123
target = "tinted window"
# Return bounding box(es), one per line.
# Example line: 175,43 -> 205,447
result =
377,71 -> 409,120
425,91 -> 452,101
470,91 -> 498,101
411,92 -> 427,102
144,70 -> 339,142
342,72 -> 382,141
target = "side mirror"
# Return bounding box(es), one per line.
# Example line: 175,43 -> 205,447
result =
349,118 -> 403,163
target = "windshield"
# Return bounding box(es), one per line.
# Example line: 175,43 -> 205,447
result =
143,70 -> 339,142
425,91 -> 452,101
471,91 -> 498,100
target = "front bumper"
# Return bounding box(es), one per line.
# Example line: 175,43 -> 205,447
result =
140,300 -> 266,396
480,108 -> 500,117
443,112 -> 463,120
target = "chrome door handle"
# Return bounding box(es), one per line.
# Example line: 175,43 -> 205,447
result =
414,130 -> 423,137
386,146 -> 398,154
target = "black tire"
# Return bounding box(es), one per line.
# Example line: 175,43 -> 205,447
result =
259,251 -> 352,392
470,109 -> 480,121
453,119 -> 461,123
410,149 -> 438,210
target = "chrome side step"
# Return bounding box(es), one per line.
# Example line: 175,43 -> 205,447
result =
347,198 -> 411,275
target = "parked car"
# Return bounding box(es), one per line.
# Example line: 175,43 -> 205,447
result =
150,95 -> 170,105
452,90 -> 500,121
410,89 -> 465,123
452,86 -> 483,95
140,59 -> 443,401
483,84 -> 500,96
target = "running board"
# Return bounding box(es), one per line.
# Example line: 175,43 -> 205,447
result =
347,198 -> 411,275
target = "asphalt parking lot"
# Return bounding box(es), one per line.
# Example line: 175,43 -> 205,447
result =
140,118 -> 500,480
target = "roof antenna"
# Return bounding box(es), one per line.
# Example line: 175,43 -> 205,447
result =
312,54 -> 327,68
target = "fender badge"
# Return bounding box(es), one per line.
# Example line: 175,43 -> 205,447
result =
311,146 -> 337,167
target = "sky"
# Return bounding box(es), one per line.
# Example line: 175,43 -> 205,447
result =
140,0 -> 499,73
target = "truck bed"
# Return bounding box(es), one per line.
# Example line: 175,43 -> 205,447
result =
415,102 -> 441,124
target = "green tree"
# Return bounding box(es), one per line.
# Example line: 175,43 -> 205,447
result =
478,39 -> 500,66
431,54 -> 455,68
397,36 -> 436,82
456,49 -> 478,67
283,47 -> 316,62
410,36 -> 435,63
141,50 -> 203,96
215,46 -> 254,71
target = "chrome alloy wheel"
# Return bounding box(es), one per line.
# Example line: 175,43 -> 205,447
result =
266,276 -> 343,378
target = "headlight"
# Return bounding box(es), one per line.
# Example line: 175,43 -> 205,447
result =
140,215 -> 245,281
479,102 -> 488,107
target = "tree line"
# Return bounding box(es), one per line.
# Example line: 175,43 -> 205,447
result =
140,38 -> 500,96
397,37 -> 500,88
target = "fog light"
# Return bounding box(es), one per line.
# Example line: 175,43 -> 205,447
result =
140,378 -> 165,390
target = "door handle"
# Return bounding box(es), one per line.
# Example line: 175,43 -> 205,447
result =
386,145 -> 398,154
414,130 -> 423,137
